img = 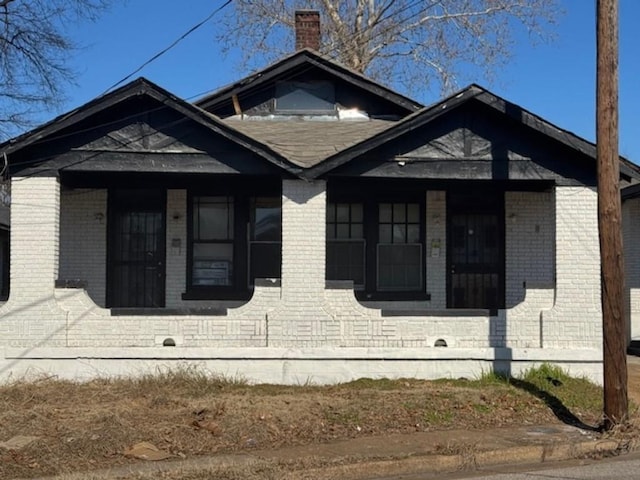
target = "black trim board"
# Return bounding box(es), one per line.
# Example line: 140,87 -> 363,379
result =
195,49 -> 422,115
306,84 -> 639,183
17,150 -> 292,178
2,78 -> 303,178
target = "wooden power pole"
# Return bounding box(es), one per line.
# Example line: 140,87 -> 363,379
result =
597,0 -> 628,430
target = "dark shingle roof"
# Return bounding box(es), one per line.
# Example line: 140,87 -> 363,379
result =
223,118 -> 395,168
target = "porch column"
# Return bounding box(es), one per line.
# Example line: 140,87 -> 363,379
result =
426,191 -> 446,308
281,179 -> 326,300
542,186 -> 602,348
165,189 -> 187,308
10,176 -> 61,300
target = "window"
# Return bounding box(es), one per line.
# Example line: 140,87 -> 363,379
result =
377,203 -> 422,291
191,196 -> 234,286
188,191 -> 282,298
326,203 -> 365,288
249,197 -> 282,283
325,195 -> 425,298
275,81 -> 335,113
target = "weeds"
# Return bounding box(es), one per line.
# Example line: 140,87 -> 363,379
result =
516,363 -> 603,415
117,364 -> 248,397
0,363 -> 606,479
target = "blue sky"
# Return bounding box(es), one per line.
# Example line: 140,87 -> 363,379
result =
62,0 -> 639,162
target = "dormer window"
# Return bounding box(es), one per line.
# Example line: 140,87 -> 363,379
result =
275,80 -> 335,114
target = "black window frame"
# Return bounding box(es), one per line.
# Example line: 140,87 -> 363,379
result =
326,192 -> 428,301
184,185 -> 282,301
326,202 -> 366,289
191,195 -> 236,288
376,202 -> 423,292
248,196 -> 282,287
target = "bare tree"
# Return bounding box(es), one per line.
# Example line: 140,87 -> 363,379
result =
0,0 -> 110,137
217,0 -> 560,97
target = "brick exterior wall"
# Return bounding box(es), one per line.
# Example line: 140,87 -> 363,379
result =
0,178 -> 603,383
165,189 -> 187,308
505,191 -> 555,308
11,177 -> 60,293
540,186 -> 602,348
281,179 -> 327,299
0,176 -> 68,347
59,189 -> 107,306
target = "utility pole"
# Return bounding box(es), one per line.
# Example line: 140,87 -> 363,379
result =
597,0 -> 628,430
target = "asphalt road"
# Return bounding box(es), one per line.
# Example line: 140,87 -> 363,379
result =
379,451 -> 640,480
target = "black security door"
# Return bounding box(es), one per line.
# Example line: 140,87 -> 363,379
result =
448,191 -> 504,309
108,189 -> 166,308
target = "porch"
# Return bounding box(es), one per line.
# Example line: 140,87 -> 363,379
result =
0,175 -> 602,352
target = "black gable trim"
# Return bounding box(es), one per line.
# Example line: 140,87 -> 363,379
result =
2,77 -> 303,178
304,87 -> 481,180
195,49 -> 422,116
472,90 -> 638,182
306,84 -> 639,184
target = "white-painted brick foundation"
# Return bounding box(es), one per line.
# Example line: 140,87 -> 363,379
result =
0,177 -> 604,384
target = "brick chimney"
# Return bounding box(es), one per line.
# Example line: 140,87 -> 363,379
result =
295,10 -> 320,51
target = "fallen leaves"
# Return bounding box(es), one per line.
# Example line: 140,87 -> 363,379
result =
123,442 -> 173,461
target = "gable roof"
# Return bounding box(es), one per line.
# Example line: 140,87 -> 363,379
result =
195,48 -> 423,115
0,77 -> 303,177
3,71 -> 637,185
224,118 -> 394,168
304,84 -> 640,181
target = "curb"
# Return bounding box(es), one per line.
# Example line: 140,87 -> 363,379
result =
23,437 -> 634,480
287,438 -> 632,480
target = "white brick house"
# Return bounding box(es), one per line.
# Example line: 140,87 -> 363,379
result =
0,48 -> 638,384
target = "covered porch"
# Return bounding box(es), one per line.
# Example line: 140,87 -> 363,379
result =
3,172 -> 601,350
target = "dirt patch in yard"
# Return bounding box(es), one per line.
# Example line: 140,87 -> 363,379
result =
0,362 -> 629,479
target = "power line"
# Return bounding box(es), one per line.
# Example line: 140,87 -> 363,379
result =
8,3 -> 452,165
102,0 -> 233,95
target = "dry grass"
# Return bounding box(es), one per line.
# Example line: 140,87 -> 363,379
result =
0,364 -> 606,479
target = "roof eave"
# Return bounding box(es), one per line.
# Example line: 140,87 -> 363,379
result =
1,78 -> 305,179
304,85 -> 483,180
306,83 -> 639,182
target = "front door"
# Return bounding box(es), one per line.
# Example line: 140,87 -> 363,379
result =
108,189 -> 166,308
447,191 -> 504,309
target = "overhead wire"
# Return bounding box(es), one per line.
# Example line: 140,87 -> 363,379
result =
2,0 -> 239,154
195,0 -> 441,110
5,1 -> 448,172
102,0 -> 233,95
